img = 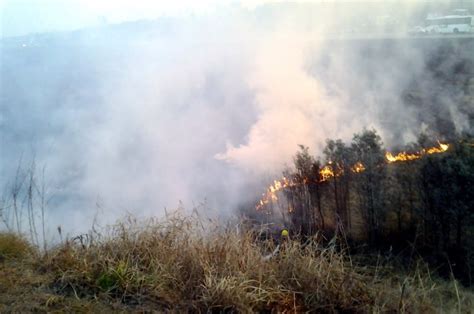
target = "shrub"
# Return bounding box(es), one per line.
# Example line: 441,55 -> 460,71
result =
0,233 -> 32,261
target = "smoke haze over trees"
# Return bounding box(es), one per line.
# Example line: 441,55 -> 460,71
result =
248,129 -> 474,284
1,1 -> 473,237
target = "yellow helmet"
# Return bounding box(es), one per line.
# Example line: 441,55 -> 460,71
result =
281,229 -> 289,237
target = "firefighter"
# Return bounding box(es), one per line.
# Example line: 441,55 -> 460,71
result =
279,228 -> 290,251
263,228 -> 290,261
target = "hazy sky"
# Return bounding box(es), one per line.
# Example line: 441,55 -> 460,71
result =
0,0 -> 211,37
0,0 -> 423,38
0,0 -> 307,37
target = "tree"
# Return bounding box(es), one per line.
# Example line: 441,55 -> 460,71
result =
420,142 -> 474,250
351,129 -> 386,244
309,160 -> 325,230
288,145 -> 319,236
323,139 -> 353,234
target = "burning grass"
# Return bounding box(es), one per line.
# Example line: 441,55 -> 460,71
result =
1,214 -> 474,312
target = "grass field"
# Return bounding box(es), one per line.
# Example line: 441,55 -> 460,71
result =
1,214 -> 473,313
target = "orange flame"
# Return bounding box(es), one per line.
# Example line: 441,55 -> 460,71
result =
385,151 -> 420,163
255,177 -> 293,210
352,162 -> 366,173
385,142 -> 449,163
256,142 -> 450,211
319,165 -> 335,181
425,143 -> 449,154
256,163 -> 352,210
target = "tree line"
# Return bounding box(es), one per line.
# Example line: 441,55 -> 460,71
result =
248,129 -> 474,284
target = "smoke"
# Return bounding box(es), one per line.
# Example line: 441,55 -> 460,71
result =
1,2 -> 473,235
217,32 -> 474,173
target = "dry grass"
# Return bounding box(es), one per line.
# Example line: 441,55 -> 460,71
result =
1,214 -> 474,312
0,232 -> 33,260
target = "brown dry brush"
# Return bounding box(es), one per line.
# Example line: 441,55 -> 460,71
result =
9,214 -> 466,312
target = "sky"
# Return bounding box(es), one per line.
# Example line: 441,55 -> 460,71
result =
0,0 -> 212,37
0,0 -> 433,38
0,0 -> 298,37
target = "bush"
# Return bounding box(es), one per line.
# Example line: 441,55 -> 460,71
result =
0,233 -> 32,261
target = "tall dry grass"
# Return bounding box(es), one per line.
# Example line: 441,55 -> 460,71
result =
28,213 -> 472,312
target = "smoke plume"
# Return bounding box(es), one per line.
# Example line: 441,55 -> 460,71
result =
1,2 -> 473,236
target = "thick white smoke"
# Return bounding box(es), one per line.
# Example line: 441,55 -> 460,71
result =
1,2 -> 472,237
216,34 -> 377,174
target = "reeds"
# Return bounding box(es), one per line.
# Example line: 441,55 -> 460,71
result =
24,213 -> 471,312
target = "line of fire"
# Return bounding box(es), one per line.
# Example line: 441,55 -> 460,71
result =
243,131 -> 474,285
256,142 -> 449,212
